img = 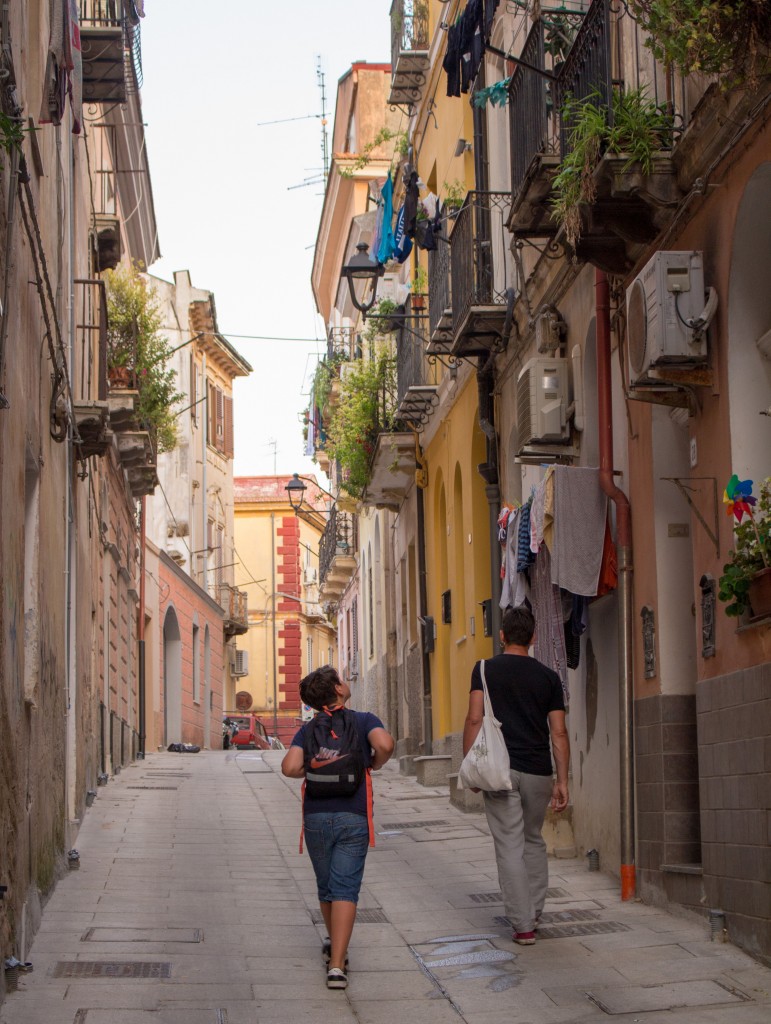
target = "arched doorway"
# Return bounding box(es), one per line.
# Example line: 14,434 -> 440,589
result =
163,606 -> 182,745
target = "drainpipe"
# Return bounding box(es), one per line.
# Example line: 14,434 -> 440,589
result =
137,496 -> 146,758
416,486 -> 432,753
595,269 -> 636,901
477,355 -> 502,650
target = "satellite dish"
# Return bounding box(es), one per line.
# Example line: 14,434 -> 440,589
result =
235,690 -> 253,712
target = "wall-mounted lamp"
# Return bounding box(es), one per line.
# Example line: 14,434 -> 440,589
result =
340,242 -> 385,316
454,138 -> 472,157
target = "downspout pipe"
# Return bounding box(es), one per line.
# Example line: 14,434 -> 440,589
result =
595,269 -> 636,901
137,495 -> 146,758
477,354 -> 502,650
416,485 -> 432,754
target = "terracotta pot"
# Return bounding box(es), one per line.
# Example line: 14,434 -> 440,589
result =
748,566 -> 771,619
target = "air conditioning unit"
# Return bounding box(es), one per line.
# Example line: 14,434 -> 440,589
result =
627,251 -> 713,385
303,566 -> 318,585
516,357 -> 570,454
232,649 -> 249,677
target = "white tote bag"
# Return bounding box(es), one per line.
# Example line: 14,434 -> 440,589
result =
458,660 -> 512,791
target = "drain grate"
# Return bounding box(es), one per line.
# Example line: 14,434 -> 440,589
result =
494,917 -> 629,939
470,886 -> 568,905
380,820 -> 450,830
53,961 -> 172,978
540,909 -> 600,924
126,786 -> 178,791
311,907 -> 388,925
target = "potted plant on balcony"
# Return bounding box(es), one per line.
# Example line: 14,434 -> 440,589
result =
718,475 -> 771,619
442,179 -> 466,219
104,263 -> 184,453
410,265 -> 428,310
551,87 -> 675,247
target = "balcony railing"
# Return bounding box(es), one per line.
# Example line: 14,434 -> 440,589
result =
327,326 -> 359,362
74,279 -> 108,403
554,0 -> 612,158
428,225 -> 451,343
450,192 -> 513,351
319,507 -> 356,588
79,0 -> 143,103
221,583 -> 249,637
389,0 -> 430,105
395,307 -> 439,430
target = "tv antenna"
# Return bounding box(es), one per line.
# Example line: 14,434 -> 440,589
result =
256,57 -> 329,190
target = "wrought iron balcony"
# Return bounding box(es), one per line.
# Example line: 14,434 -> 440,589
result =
327,325 -> 359,362
79,1 -> 143,104
507,8 -> 585,235
449,192 -> 513,357
72,279 -> 110,459
319,507 -> 357,602
428,224 -> 452,346
221,583 -> 249,637
389,0 -> 430,106
396,307 -> 439,431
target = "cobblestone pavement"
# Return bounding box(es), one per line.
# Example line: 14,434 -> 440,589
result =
2,749 -> 769,1024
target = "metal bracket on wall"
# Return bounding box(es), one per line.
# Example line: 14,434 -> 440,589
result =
661,476 -> 720,559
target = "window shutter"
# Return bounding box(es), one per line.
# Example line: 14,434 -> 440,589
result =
207,382 -> 216,445
223,395 -> 234,458
216,388 -> 225,452
190,354 -> 197,424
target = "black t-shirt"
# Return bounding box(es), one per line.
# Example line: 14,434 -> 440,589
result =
470,654 -> 565,776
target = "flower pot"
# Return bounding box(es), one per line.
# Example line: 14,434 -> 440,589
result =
748,566 -> 771,619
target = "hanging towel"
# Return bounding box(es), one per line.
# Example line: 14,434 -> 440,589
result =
377,174 -> 396,265
550,466 -> 608,596
596,518 -> 618,596
532,546 -> 569,705
500,508 -> 530,610
517,502 -> 535,572
393,205 -> 413,264
530,467 -> 554,553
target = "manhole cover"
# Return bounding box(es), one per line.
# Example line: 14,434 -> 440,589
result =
53,961 -> 172,978
310,907 -> 387,925
380,820 -> 450,830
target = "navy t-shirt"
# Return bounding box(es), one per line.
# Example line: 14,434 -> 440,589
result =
291,709 -> 384,817
471,655 -> 565,776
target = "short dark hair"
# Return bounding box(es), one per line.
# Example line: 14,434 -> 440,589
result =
299,665 -> 340,711
501,605 -> 535,646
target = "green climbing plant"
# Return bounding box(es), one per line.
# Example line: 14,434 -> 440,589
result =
338,127 -> 408,179
104,263 -> 184,453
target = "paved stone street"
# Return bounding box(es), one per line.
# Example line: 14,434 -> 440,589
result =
2,750 -> 769,1024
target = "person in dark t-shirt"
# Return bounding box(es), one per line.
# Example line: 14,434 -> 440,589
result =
282,666 -> 394,990
463,605 -> 570,946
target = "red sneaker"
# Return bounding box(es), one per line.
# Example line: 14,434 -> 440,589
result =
513,931 -> 536,945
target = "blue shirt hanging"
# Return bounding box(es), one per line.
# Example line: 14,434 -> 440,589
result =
377,173 -> 396,264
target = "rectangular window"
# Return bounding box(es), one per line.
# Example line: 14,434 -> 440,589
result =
351,598 -> 359,676
216,525 -> 225,589
306,636 -> 313,674
368,562 -> 374,659
207,381 -> 216,445
190,353 -> 197,424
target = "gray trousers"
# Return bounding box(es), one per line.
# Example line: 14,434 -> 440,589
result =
483,770 -> 554,933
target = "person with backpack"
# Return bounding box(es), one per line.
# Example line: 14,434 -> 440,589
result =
281,666 -> 394,990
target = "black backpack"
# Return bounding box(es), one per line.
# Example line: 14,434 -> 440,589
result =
302,708 -> 366,799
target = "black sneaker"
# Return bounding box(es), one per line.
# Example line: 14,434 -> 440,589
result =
326,967 -> 348,989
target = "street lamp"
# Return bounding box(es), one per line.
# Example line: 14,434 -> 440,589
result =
341,242 -> 384,316
285,473 -> 307,512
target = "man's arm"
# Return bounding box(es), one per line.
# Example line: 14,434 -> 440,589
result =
281,746 -> 305,779
462,690 -> 484,756
368,727 -> 395,770
548,709 -> 570,811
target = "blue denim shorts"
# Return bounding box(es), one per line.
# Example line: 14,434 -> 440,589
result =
303,812 -> 370,904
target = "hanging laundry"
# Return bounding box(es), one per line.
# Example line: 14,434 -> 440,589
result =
473,76 -> 512,109
403,171 -> 420,239
497,506 -> 512,542
550,466 -> 609,596
376,173 -> 396,265
371,194 -> 385,269
443,21 -> 462,97
530,467 -> 554,553
517,501 -> 535,572
596,518 -> 618,596
484,0 -> 500,37
500,507 -> 530,611
393,205 -> 413,264
532,545 -> 569,705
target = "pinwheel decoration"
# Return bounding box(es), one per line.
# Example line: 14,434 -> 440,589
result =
723,475 -> 757,523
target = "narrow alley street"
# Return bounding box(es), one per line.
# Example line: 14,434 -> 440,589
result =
1,751 -> 768,1024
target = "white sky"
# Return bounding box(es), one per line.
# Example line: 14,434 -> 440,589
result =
140,0 -> 391,479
